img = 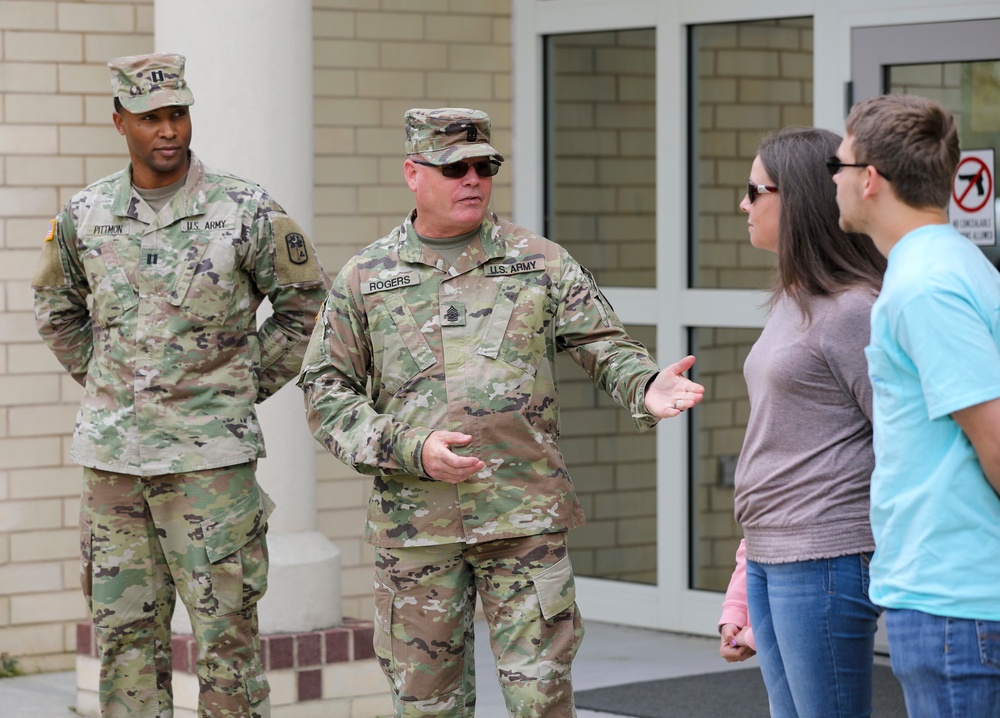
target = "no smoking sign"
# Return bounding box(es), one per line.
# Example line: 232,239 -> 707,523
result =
949,148 -> 996,246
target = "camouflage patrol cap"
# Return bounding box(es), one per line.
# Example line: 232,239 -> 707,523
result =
108,53 -> 194,113
405,108 -> 505,165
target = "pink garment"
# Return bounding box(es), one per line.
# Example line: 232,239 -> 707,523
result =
717,539 -> 756,651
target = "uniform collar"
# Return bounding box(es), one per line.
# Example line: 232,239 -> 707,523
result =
398,210 -> 506,268
112,151 -> 208,222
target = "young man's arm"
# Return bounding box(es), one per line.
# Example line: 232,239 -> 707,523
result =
952,397 -> 1000,497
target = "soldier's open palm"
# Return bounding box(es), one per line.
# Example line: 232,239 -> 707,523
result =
422,431 -> 486,484
644,355 -> 705,418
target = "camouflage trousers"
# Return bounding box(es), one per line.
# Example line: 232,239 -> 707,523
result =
373,532 -> 583,718
80,464 -> 274,718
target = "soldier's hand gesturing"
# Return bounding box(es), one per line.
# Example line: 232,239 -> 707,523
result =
421,431 -> 486,484
643,354 -> 706,418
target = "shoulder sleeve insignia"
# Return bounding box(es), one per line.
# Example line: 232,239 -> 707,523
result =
270,215 -> 321,285
44,218 -> 56,242
286,232 -> 308,264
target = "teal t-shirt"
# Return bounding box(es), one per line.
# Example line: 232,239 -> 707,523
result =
866,223 -> 1000,620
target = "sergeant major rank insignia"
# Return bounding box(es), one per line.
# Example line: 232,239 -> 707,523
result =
286,233 -> 309,265
441,302 -> 465,327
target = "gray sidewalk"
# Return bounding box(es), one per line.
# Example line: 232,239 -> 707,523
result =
0,620 -> 748,717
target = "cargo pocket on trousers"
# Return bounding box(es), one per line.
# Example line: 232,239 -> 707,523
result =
201,488 -> 276,617
518,555 -> 582,682
242,659 -> 271,708
373,575 -> 464,701
531,556 -> 576,620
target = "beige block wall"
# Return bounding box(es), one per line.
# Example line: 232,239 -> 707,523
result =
0,0 -> 513,671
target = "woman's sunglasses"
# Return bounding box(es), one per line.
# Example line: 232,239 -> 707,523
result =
747,181 -> 778,204
412,159 -> 501,178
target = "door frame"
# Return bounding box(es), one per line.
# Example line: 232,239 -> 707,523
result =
852,18 -> 1000,102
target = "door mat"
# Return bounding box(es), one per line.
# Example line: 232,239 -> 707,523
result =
575,663 -> 905,717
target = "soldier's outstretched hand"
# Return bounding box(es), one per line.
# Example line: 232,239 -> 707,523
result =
644,355 -> 705,418
422,431 -> 486,484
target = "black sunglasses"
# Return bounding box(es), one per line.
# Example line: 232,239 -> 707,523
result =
747,181 -> 778,204
825,156 -> 892,182
412,158 -> 501,178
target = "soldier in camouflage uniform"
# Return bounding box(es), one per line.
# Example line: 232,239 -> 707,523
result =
31,53 -> 328,718
298,108 -> 705,717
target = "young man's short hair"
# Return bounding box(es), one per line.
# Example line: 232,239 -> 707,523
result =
845,94 -> 960,210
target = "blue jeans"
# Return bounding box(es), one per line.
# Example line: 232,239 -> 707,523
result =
746,553 -> 882,718
885,609 -> 1000,717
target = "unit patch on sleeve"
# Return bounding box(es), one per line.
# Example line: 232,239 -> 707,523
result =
271,215 -> 321,285
286,233 -> 308,264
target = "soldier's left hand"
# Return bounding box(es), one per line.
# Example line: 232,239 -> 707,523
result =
643,355 -> 705,418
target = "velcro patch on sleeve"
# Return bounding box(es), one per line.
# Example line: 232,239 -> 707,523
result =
271,215 -> 321,285
32,218 -> 68,288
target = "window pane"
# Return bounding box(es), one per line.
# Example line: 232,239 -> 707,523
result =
546,29 -> 656,287
689,18 -> 813,288
561,323 -> 658,585
688,326 -> 761,592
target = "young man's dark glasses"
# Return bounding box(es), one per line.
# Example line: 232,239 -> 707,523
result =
412,158 -> 501,178
825,156 -> 893,182
747,181 -> 778,204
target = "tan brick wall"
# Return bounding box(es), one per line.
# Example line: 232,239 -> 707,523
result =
0,0 -> 513,670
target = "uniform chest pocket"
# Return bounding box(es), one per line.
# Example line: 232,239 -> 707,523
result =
169,240 -> 240,324
370,292 -> 435,396
82,241 -> 138,326
477,276 -> 552,377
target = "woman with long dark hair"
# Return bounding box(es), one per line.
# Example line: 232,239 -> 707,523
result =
717,126 -> 886,717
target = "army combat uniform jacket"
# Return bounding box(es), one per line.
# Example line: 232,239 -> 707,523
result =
299,211 -> 660,547
33,152 -> 327,477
